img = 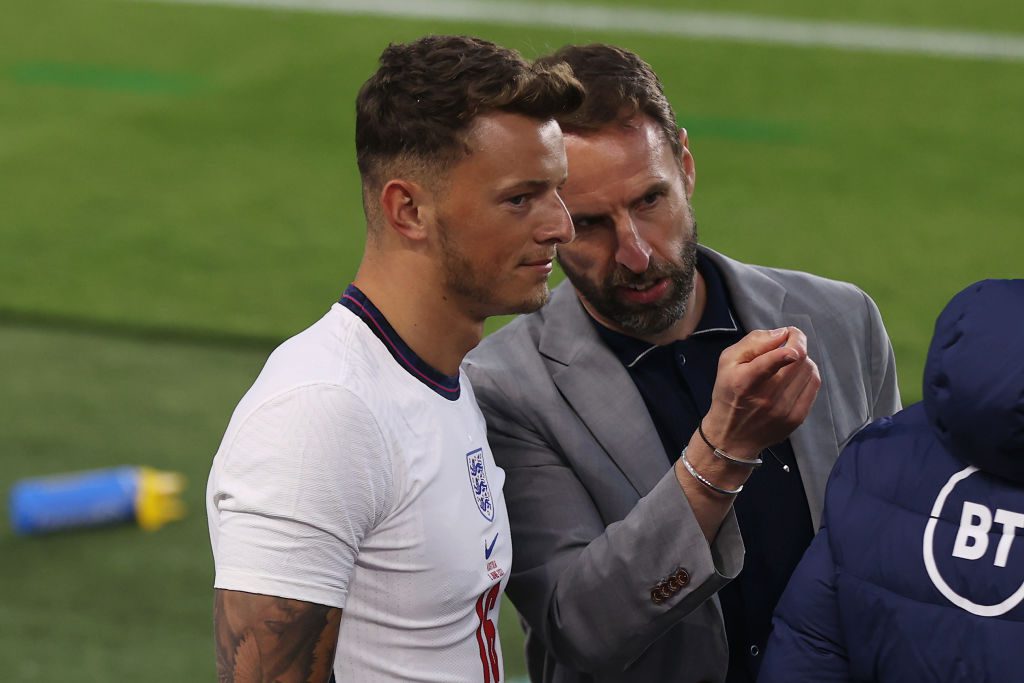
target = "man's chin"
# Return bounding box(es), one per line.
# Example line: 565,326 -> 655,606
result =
494,286 -> 551,316
607,295 -> 687,336
610,291 -> 669,315
516,287 -> 551,314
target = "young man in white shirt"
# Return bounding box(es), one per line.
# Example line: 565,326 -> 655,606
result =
207,35 -> 582,682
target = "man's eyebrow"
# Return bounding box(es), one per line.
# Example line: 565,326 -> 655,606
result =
503,179 -> 556,193
494,179 -> 558,200
631,179 -> 672,201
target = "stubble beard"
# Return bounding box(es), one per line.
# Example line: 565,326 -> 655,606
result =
562,219 -> 700,338
437,218 -> 550,318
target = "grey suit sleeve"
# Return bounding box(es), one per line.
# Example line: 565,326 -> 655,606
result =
861,289 -> 901,419
471,369 -> 744,673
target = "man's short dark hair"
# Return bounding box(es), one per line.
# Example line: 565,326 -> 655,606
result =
356,35 -> 583,213
535,44 -> 682,158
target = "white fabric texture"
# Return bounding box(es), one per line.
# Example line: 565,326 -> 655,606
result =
210,382 -> 391,608
207,303 -> 512,682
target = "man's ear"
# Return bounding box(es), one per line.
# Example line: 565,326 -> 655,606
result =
678,127 -> 696,198
380,179 -> 431,241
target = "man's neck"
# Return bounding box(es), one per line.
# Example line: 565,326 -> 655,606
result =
352,265 -> 483,377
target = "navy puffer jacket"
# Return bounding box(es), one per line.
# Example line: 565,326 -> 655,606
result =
759,279 -> 1024,683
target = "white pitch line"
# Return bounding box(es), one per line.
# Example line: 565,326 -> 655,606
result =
141,0 -> 1024,63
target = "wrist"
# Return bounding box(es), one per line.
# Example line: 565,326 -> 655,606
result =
698,415 -> 763,460
679,430 -> 753,492
697,421 -> 763,468
677,447 -> 743,497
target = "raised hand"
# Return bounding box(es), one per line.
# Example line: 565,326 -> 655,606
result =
674,327 -> 821,541
702,327 -> 820,460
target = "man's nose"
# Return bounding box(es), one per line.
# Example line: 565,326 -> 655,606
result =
614,215 -> 652,273
537,192 -> 575,245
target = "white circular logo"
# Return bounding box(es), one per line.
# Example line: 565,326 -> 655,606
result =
923,465 -> 1024,617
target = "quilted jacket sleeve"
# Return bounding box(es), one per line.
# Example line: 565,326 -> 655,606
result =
758,526 -> 851,683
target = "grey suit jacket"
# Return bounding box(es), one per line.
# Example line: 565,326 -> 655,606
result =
464,246 -> 901,683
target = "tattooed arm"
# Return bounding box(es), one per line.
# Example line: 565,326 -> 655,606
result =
214,589 -> 342,683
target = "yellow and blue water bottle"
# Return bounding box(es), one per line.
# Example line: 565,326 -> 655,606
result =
9,466 -> 186,535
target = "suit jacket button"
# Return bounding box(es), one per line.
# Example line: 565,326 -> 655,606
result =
674,568 -> 690,587
650,589 -> 664,605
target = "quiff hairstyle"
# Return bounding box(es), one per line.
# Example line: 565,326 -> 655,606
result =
356,35 -> 584,231
534,44 -> 683,159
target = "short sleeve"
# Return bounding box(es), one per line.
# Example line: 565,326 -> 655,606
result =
209,383 -> 393,609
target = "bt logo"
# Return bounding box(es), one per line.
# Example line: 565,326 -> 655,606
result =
923,466 -> 1024,617
951,501 -> 1024,567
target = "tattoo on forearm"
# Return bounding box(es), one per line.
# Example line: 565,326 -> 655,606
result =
215,589 -> 341,683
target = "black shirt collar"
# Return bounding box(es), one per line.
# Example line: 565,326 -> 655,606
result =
339,284 -> 461,401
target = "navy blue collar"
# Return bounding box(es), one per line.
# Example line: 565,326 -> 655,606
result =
689,251 -> 740,337
339,285 -> 461,401
593,251 -> 741,367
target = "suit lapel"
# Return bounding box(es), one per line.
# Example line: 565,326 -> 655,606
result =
539,284 -> 670,497
704,248 -> 839,529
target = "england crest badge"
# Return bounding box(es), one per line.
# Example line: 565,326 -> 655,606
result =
466,448 -> 494,522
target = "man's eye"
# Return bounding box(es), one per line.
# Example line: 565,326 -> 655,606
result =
506,194 -> 530,207
640,192 -> 661,207
572,216 -> 596,230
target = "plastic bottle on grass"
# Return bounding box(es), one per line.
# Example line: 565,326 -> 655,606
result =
9,466 -> 186,535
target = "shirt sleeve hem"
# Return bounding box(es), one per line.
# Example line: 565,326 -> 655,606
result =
214,571 -> 348,610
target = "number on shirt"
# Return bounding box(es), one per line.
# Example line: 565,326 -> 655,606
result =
474,583 -> 501,683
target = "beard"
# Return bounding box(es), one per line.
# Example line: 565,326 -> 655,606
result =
437,217 -> 550,318
561,220 -> 699,338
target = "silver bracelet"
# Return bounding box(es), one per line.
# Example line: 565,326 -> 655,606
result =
698,421 -> 762,467
679,447 -> 743,496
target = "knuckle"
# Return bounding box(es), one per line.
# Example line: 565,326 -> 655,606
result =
806,360 -> 822,381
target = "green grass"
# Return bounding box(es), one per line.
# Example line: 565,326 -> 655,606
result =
0,326 -> 261,681
477,0 -> 1024,33
2,0 -> 1022,680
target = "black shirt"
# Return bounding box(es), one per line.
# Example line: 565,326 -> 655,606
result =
591,252 -> 814,682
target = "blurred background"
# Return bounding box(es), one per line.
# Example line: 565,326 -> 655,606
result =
2,0 -> 1021,680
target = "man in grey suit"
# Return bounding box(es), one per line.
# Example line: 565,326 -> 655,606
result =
464,44 -> 901,683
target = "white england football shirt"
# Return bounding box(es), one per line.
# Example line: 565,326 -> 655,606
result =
207,285 -> 512,682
